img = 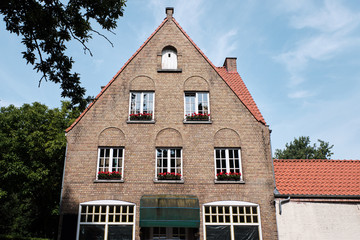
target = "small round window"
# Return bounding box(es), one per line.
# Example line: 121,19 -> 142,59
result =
162,46 -> 177,69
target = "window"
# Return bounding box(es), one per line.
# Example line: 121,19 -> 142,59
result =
214,148 -> 242,181
77,200 -> 136,240
203,202 -> 262,240
162,46 -> 177,69
97,147 -> 124,180
155,148 -> 182,180
184,92 -> 210,120
129,92 -> 154,121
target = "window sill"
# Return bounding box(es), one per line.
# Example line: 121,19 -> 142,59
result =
183,120 -> 212,124
94,179 -> 124,183
127,120 -> 155,124
153,179 -> 184,184
157,68 -> 182,73
214,180 -> 245,184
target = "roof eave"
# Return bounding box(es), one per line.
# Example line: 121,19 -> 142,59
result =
274,193 -> 360,199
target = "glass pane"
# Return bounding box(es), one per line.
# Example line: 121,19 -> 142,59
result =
206,225 -> 231,240
128,205 -> 134,213
216,150 -> 220,158
205,206 -> 210,214
221,150 -> 226,158
233,226 -> 259,240
229,150 -> 234,158
252,207 -> 257,214
108,225 -> 133,240
79,225 -> 105,240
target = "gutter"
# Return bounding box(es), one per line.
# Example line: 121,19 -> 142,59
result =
274,194 -> 360,199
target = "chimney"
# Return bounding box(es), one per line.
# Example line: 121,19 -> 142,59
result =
166,7 -> 174,20
223,57 -> 237,72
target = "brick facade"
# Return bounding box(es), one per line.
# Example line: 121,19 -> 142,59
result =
59,8 -> 278,240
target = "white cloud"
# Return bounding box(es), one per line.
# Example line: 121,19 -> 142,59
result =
288,90 -> 313,99
0,99 -> 22,107
275,0 -> 360,96
210,29 -> 238,65
290,0 -> 360,32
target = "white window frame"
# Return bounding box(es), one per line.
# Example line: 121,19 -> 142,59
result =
162,47 -> 177,69
97,147 -> 124,179
214,148 -> 242,180
128,91 -> 155,120
203,201 -> 263,240
76,200 -> 136,240
155,148 -> 183,180
184,92 -> 210,119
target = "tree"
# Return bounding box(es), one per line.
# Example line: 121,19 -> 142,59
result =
0,0 -> 127,108
0,102 -> 80,238
274,136 -> 334,159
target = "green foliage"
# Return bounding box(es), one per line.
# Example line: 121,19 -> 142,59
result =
0,102 -> 80,238
0,0 -> 126,108
274,136 -> 334,159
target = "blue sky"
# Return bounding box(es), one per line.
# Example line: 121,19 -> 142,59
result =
1,0 -> 360,159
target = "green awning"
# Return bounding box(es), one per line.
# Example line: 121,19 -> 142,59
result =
140,195 -> 200,228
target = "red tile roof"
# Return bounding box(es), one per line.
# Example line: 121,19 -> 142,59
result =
273,159 -> 360,197
216,67 -> 265,124
66,17 -> 266,132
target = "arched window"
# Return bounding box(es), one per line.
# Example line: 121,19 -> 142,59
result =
161,46 -> 177,69
76,200 -> 136,240
203,201 -> 262,240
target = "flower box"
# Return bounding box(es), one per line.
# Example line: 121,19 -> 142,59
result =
129,113 -> 152,121
185,113 -> 210,121
98,171 -> 122,180
157,172 -> 182,180
216,172 -> 241,181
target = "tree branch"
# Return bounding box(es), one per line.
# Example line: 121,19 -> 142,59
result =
90,28 -> 114,47
69,30 -> 93,56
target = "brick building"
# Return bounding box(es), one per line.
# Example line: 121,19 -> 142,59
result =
59,8 -> 277,240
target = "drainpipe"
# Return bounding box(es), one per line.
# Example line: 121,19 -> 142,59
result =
279,197 -> 290,215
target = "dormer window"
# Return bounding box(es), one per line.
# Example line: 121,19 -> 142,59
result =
161,46 -> 177,69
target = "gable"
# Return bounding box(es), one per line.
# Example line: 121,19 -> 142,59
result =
66,15 -> 265,133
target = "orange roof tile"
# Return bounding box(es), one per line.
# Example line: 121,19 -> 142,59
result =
66,16 -> 266,132
273,159 -> 360,197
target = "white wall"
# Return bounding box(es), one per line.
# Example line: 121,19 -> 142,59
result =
275,200 -> 360,240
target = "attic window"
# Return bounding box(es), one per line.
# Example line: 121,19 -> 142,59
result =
161,46 -> 177,69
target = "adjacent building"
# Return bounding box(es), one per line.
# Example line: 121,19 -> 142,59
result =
273,159 -> 360,240
59,8 -> 278,240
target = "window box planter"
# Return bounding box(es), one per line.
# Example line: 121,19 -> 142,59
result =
98,171 -> 122,180
216,172 -> 241,181
157,172 -> 182,180
185,113 -> 210,121
129,113 -> 152,121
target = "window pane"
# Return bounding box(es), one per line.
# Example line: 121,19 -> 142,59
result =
108,225 -> 133,240
185,93 -> 196,115
79,225 -> 105,240
206,225 -> 231,240
130,93 -> 140,114
233,226 -> 259,240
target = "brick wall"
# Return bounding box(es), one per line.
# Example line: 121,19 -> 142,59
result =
60,18 -> 277,240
